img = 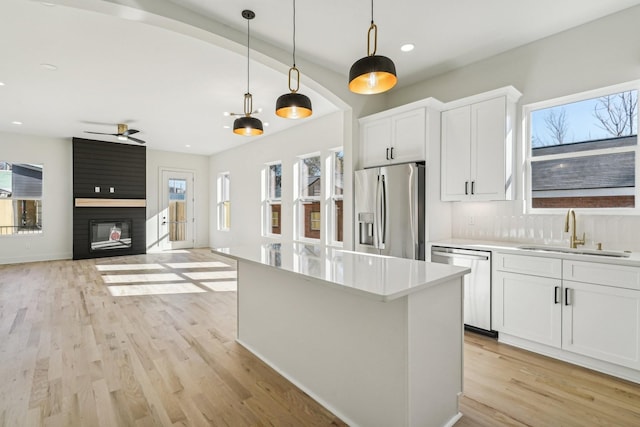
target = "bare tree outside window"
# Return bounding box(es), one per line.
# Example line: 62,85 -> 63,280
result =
594,90 -> 637,137
543,108 -> 569,145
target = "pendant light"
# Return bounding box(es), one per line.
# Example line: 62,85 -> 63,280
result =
348,0 -> 397,94
275,0 -> 312,119
233,10 -> 263,136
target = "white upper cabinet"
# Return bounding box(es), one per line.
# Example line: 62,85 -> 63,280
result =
441,86 -> 522,201
359,99 -> 443,168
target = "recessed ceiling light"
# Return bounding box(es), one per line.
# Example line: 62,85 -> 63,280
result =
223,112 -> 230,116
12,121 -> 23,125
263,122 -> 269,127
0,82 -> 5,86
185,144 -> 191,148
40,63 -> 58,71
223,125 -> 231,129
401,44 -> 415,52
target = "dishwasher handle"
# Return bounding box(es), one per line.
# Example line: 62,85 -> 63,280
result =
431,250 -> 489,262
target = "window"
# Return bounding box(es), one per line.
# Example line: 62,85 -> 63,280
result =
526,83 -> 638,210
217,172 -> 230,230
298,154 -> 321,240
331,149 -> 344,243
0,162 -> 43,235
265,163 -> 282,236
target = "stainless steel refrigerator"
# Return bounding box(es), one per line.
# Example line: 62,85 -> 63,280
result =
354,162 -> 425,260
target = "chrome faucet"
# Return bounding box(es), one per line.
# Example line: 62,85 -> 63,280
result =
564,208 -> 585,249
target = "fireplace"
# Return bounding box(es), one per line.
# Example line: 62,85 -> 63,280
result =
90,219 -> 132,252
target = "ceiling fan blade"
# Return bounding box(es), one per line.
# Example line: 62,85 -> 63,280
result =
85,131 -> 118,136
127,136 -> 146,144
123,129 -> 140,136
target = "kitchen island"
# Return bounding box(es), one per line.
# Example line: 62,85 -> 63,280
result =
212,243 -> 470,427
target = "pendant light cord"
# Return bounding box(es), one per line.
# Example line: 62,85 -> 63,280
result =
246,17 -> 250,94
292,0 -> 296,67
370,0 -> 374,25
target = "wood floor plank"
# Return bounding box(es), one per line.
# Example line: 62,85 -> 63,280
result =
2,249 -> 640,426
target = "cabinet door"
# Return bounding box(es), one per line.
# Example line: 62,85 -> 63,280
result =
493,271 -> 562,348
471,96 -> 507,200
562,280 -> 640,370
390,108 -> 426,164
441,105 -> 471,201
361,118 -> 392,168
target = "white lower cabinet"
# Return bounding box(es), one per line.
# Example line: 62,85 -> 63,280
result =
493,270 -> 561,348
562,280 -> 640,370
493,252 -> 640,376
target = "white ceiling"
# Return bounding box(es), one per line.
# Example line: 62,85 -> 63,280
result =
2,0 -> 640,156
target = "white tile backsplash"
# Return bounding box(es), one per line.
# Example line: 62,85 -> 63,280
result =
451,202 -> 640,252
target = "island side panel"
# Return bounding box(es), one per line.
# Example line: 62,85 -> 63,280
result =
237,260 -> 409,427
407,277 -> 464,427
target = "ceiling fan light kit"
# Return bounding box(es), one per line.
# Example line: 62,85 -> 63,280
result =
275,0 -> 313,119
349,0 -> 397,94
233,9 -> 263,136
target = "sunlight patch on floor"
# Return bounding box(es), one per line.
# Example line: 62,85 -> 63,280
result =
108,282 -> 206,296
200,281 -> 237,292
165,262 -> 230,269
95,264 -> 165,272
102,273 -> 183,284
182,271 -> 237,280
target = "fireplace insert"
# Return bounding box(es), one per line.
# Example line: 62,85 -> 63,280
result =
90,219 -> 132,252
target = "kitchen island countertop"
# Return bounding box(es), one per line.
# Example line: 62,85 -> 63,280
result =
213,243 -> 469,302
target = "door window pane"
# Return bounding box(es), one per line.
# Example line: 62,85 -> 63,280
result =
169,178 -> 187,241
218,172 -> 231,230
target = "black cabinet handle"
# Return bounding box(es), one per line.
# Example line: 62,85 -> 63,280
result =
471,181 -> 475,195
565,288 -> 571,306
386,148 -> 390,160
465,181 -> 469,195
390,147 -> 394,159
554,286 -> 560,304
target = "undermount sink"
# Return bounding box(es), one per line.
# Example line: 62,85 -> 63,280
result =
517,244 -> 631,258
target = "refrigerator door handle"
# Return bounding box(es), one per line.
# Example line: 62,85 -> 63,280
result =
374,175 -> 381,248
409,166 -> 417,258
378,175 -> 387,249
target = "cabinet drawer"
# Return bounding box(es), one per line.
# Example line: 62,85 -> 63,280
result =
494,252 -> 561,279
563,260 -> 640,291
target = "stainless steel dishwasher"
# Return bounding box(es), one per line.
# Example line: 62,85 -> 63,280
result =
431,246 -> 495,336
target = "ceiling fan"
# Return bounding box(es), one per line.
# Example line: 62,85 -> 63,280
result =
85,123 -> 146,144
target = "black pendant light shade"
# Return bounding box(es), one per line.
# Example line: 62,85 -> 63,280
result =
233,10 -> 263,136
276,92 -> 312,119
275,0 -> 313,119
349,54 -> 397,94
233,115 -> 264,136
349,0 -> 397,95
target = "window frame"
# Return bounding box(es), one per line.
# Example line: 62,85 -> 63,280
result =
524,80 -> 640,215
329,148 -> 344,246
217,171 -> 231,231
264,161 -> 282,238
0,162 -> 44,237
296,153 -> 322,242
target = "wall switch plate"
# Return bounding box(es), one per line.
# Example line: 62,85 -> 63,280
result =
468,216 -> 475,225
94,186 -> 100,193
110,187 -> 114,193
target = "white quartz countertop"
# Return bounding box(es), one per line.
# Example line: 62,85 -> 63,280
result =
212,243 -> 469,302
429,239 -> 640,267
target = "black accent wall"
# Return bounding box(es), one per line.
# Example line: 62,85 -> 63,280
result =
72,138 -> 146,260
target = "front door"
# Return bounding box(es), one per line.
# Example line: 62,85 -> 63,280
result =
160,169 -> 194,250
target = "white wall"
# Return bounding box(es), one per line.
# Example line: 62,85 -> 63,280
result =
385,5 -> 640,251
146,149 -> 210,251
0,132 -> 72,264
209,112 -> 348,249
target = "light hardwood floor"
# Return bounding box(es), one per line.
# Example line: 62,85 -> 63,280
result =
1,249 -> 639,426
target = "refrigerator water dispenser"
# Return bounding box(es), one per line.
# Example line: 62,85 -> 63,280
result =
358,212 -> 374,245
